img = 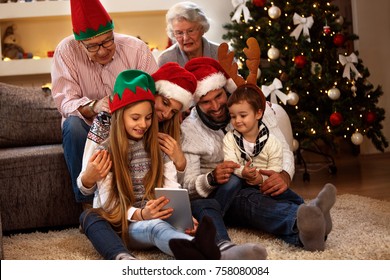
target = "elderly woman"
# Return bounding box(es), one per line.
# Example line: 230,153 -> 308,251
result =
157,1 -> 219,67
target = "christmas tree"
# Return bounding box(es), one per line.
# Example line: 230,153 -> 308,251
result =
223,0 -> 388,153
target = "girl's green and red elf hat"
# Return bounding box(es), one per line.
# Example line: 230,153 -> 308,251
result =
109,70 -> 156,113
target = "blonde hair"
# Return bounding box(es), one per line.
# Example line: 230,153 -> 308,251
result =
92,101 -> 163,246
159,112 -> 181,142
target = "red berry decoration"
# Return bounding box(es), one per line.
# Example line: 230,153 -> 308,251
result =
333,33 -> 345,47
294,55 -> 307,69
329,112 -> 343,126
252,0 -> 267,7
365,111 -> 376,124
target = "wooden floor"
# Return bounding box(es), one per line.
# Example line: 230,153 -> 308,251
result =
290,150 -> 390,202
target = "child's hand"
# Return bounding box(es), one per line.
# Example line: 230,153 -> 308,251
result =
242,161 -> 257,181
246,170 -> 263,186
81,149 -> 112,188
141,196 -> 174,220
185,217 -> 199,236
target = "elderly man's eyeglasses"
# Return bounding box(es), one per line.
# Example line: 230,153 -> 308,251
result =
81,37 -> 115,53
173,27 -> 200,39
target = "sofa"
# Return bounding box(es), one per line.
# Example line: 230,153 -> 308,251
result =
0,82 -> 82,258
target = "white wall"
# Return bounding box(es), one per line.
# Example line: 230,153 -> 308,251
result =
351,0 -> 390,154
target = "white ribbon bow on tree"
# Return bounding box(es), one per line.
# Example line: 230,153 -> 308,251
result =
261,78 -> 289,105
339,53 -> 362,80
231,0 -> 252,23
290,13 -> 314,42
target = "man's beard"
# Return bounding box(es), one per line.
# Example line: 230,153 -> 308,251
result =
196,105 -> 230,131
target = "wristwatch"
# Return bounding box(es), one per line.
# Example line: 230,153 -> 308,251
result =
207,171 -> 216,186
88,100 -> 97,114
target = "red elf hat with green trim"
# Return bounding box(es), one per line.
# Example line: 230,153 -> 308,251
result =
71,0 -> 114,41
109,70 -> 156,113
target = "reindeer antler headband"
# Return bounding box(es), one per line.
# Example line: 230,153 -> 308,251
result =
217,37 -> 261,87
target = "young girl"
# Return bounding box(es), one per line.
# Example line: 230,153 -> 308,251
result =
80,69 -> 223,259
79,62 -> 197,190
223,84 -> 284,186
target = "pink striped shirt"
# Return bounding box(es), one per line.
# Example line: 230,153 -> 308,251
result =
51,33 -> 158,125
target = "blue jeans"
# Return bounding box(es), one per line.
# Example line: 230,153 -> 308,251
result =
191,175 -> 242,243
224,187 -> 305,246
80,210 -> 192,259
62,116 -> 93,203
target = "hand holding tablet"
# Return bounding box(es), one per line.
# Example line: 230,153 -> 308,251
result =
155,188 -> 194,231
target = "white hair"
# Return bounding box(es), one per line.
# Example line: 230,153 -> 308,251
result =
166,1 -> 210,40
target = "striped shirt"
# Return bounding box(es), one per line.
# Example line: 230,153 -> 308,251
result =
51,33 -> 158,125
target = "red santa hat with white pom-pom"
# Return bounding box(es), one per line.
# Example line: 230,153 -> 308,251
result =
184,57 -> 237,103
152,62 -> 197,111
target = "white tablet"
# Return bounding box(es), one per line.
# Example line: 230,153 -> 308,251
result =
155,188 -> 193,231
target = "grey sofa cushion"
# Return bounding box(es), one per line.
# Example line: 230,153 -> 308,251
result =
0,145 -> 81,232
0,82 -> 62,148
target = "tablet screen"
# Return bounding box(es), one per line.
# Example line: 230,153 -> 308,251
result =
155,188 -> 194,231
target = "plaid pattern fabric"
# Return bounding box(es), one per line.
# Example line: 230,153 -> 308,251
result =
232,121 -> 269,162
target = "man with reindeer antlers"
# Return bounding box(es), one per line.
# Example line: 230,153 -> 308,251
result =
180,38 -> 337,252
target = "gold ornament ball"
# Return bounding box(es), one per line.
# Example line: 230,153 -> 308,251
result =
292,139 -> 300,152
287,91 -> 299,106
267,46 -> 280,60
311,62 -> 322,76
268,5 -> 281,19
257,68 -> 261,79
335,15 -> 344,26
328,87 -> 340,100
351,132 -> 363,145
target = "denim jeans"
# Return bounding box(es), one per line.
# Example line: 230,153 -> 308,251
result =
190,175 -> 242,243
80,210 -> 192,259
224,187 -> 305,246
62,116 -> 93,203
127,218 -> 192,256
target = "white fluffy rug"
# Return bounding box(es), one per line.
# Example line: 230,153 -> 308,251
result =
3,194 -> 390,260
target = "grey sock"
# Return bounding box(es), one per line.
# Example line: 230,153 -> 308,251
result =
115,252 -> 137,260
219,241 -> 267,260
297,204 -> 326,251
310,183 -> 337,235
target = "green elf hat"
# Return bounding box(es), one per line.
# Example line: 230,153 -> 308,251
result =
71,0 -> 114,41
109,70 -> 156,113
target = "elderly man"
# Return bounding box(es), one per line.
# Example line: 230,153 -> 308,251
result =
182,57 -> 337,251
51,0 -> 158,205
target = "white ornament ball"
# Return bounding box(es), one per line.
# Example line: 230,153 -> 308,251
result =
328,87 -> 341,100
292,139 -> 299,152
311,62 -> 322,75
335,15 -> 344,26
287,91 -> 299,106
268,5 -> 281,19
351,85 -> 357,93
267,46 -> 280,60
257,67 -> 261,79
351,132 -> 363,145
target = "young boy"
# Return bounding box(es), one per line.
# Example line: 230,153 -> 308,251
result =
223,84 -> 283,186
